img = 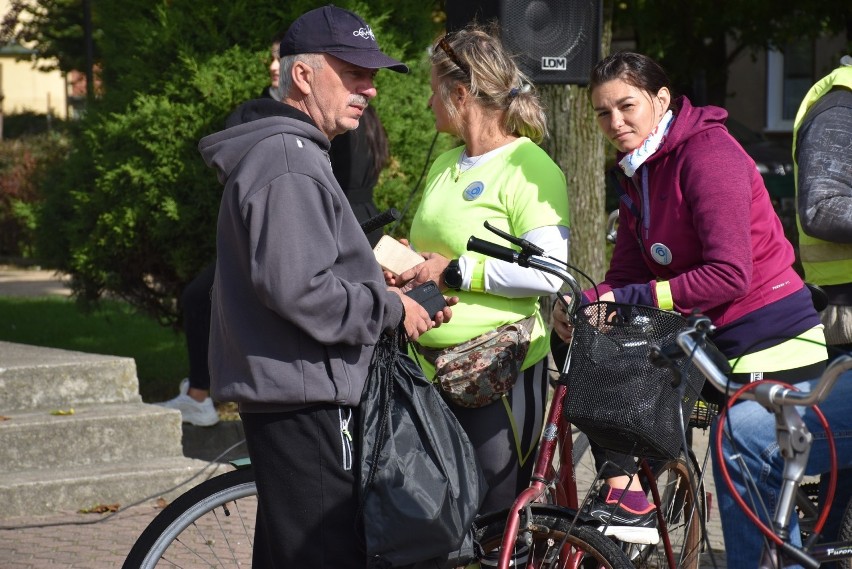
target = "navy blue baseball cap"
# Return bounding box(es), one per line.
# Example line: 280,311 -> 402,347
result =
279,5 -> 409,73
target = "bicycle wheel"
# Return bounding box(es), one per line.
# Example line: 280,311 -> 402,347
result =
571,428 -> 603,496
123,467 -> 256,569
628,453 -> 704,569
572,430 -> 591,469
474,503 -> 634,568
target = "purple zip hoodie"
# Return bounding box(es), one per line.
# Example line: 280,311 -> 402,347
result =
589,96 -> 819,357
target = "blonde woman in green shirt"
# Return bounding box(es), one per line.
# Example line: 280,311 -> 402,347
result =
387,23 -> 570,516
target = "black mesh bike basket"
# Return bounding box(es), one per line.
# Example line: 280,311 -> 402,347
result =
562,302 -> 706,459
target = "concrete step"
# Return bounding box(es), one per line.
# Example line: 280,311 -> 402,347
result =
0,457 -> 229,518
181,420 -> 248,463
0,403 -> 185,474
0,340 -> 234,519
0,341 -> 140,412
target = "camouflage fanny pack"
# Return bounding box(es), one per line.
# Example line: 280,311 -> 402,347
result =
416,315 -> 535,408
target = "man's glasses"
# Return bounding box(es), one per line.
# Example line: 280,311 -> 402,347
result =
436,35 -> 470,78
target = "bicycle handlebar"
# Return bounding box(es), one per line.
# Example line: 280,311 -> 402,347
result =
466,236 -> 519,265
677,316 -> 851,569
675,315 -> 852,407
468,220 -> 852,408
465,229 -> 583,317
359,208 -> 401,236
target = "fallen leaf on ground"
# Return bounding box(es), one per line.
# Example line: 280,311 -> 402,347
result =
50,408 -> 75,416
78,503 -> 121,514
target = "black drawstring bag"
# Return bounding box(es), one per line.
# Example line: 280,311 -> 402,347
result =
358,329 -> 486,569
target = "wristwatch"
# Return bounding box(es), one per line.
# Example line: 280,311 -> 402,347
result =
443,259 -> 463,291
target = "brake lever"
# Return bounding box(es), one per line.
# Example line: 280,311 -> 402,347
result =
484,221 -> 544,256
686,311 -> 714,334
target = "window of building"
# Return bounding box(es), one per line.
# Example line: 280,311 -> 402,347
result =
766,42 -> 814,132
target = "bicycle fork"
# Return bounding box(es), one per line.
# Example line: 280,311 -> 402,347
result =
494,385 -> 583,569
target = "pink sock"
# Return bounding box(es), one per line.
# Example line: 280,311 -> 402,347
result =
606,487 -> 654,514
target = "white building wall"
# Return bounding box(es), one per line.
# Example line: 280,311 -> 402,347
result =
0,0 -> 68,119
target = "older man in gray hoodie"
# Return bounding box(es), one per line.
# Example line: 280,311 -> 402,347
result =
198,6 -> 450,567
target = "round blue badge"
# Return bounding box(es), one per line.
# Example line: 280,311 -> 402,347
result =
650,242 -> 672,265
463,181 -> 485,201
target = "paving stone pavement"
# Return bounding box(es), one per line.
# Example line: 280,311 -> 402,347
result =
0,422 -> 247,569
0,265 -> 72,298
0,429 -> 729,568
0,503 -> 173,569
0,266 -> 731,567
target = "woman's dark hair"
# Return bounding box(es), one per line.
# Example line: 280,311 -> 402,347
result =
589,52 -> 679,112
361,105 -> 389,176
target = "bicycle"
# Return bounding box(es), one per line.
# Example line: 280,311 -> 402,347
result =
465,223 -> 711,569
666,313 -> 852,568
123,216 -> 707,569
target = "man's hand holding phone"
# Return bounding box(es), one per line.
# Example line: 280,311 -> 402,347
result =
392,279 -> 458,340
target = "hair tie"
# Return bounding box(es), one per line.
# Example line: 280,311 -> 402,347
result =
508,83 -> 532,99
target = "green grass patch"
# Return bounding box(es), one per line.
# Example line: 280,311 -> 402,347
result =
0,296 -> 187,402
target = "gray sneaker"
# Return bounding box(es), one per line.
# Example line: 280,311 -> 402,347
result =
156,379 -> 219,427
585,485 -> 659,545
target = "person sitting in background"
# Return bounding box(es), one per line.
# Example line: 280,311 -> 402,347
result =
552,51 -> 827,544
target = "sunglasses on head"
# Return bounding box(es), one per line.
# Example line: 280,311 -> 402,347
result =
436,35 -> 470,78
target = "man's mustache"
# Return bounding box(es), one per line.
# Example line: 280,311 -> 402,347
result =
348,95 -> 369,107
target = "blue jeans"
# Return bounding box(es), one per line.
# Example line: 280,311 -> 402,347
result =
712,371 -> 852,568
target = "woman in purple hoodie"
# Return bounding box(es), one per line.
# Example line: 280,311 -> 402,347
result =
552,52 -> 827,546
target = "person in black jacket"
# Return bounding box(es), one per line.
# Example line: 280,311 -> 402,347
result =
330,104 -> 389,246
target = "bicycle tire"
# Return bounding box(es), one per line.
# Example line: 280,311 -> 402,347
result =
572,430 -> 591,469
628,453 -> 704,569
473,503 -> 634,568
122,467 -> 256,569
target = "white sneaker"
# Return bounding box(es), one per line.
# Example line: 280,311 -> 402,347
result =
156,379 -> 219,427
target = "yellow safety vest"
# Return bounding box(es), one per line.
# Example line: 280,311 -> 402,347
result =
792,66 -> 852,286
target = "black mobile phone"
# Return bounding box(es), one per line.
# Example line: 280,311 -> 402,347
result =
405,280 -> 447,318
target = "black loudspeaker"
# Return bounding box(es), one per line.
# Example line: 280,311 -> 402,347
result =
445,0 -> 602,86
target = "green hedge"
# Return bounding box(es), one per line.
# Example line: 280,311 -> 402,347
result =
35,0 -> 447,328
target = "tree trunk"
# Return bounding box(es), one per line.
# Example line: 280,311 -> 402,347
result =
540,85 -> 607,287
538,0 -> 613,288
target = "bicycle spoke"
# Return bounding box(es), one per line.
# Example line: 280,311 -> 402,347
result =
123,469 -> 256,569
